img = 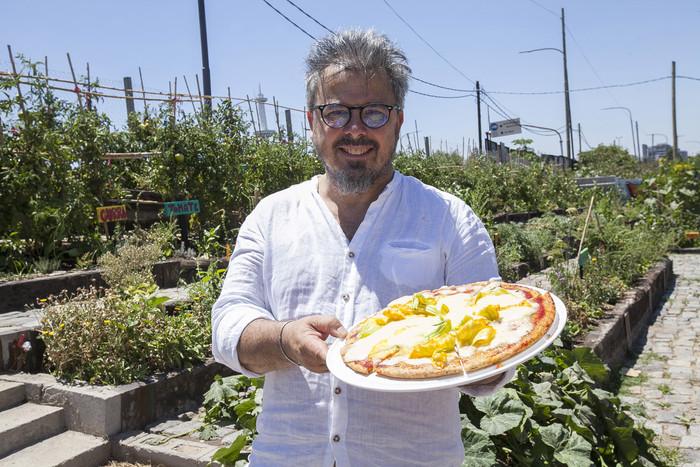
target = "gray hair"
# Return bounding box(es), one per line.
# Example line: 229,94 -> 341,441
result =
305,28 -> 411,109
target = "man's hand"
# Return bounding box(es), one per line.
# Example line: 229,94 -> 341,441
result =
281,316 -> 348,373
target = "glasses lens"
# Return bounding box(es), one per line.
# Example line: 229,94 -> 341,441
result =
362,104 -> 390,128
321,104 -> 350,128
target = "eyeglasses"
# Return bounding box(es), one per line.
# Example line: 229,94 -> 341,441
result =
312,103 -> 401,129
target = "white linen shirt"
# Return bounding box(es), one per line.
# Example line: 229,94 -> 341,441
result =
212,171 -> 504,467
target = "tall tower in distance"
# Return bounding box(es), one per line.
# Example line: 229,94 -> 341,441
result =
254,85 -> 275,138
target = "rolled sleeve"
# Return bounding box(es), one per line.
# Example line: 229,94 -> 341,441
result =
459,367 -> 516,397
211,209 -> 274,377
445,202 -> 499,284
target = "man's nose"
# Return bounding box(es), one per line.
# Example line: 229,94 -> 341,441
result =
345,108 -> 367,135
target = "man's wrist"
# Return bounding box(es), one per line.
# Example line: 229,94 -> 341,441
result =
278,320 -> 301,366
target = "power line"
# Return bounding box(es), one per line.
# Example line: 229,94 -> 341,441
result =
381,0 -> 475,85
260,0 -> 317,41
409,89 -> 474,99
525,0 -> 559,18
411,76 -> 470,92
484,76 -> 673,95
284,0 -> 335,35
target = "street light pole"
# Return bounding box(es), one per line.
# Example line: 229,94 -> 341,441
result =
521,123 -> 564,160
602,106 -> 637,159
519,8 -> 574,165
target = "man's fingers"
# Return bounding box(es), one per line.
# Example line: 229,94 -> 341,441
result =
308,315 -> 348,339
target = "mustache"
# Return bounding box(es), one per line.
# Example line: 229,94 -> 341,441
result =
334,136 -> 378,149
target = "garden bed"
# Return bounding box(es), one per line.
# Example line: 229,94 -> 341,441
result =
581,257 -> 673,369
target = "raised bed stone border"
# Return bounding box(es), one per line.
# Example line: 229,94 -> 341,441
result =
0,258 -> 227,314
582,257 -> 673,369
0,359 -> 231,438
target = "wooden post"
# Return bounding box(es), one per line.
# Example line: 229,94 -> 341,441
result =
285,109 -> 294,142
424,136 -> 430,156
7,46 -> 27,116
66,52 -> 83,108
123,77 -> 135,115
86,63 -> 92,111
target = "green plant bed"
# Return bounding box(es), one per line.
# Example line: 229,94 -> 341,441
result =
200,347 -> 671,466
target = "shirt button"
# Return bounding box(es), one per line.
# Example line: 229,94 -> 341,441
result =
333,434 -> 341,442
342,294 -> 350,302
334,386 -> 342,395
348,251 -> 355,258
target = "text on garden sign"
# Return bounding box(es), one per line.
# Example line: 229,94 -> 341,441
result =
96,205 -> 128,223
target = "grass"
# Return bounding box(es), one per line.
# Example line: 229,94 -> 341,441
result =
658,384 -> 672,395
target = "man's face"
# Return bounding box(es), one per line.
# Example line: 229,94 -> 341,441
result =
308,68 -> 404,194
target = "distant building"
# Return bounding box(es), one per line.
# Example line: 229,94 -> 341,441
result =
642,143 -> 688,161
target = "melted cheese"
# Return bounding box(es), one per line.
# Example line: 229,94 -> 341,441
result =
344,315 -> 440,361
347,286 -> 539,364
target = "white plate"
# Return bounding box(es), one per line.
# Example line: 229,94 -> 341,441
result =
326,286 -> 567,393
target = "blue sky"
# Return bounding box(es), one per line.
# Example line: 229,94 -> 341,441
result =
3,0 -> 699,156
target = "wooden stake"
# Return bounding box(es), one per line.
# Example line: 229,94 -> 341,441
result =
172,77 -> 178,126
273,96 -> 282,140
66,52 -> 83,108
7,45 -> 27,116
195,73 -> 204,113
182,75 -> 199,115
138,66 -> 149,117
246,94 -> 258,136
86,62 -> 92,111
577,194 -> 596,260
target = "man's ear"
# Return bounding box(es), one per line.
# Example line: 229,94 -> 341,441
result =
395,109 -> 404,138
306,110 -> 314,130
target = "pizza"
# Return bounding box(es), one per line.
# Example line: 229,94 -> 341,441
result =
340,281 -> 556,379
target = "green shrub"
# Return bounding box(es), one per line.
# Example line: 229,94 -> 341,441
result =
40,284 -> 210,385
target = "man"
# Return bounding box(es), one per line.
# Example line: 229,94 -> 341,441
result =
212,29 -> 513,466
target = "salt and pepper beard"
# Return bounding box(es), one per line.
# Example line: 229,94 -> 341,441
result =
318,135 -> 399,195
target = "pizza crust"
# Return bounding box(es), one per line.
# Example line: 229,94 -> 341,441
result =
341,282 -> 556,380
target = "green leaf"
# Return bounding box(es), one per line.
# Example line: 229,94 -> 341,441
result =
472,389 -> 530,436
555,431 -> 593,467
610,426 -> 639,462
198,424 -> 219,441
211,434 -> 248,464
540,424 -> 593,466
570,347 -> 609,385
234,399 -> 258,418
461,421 -> 497,467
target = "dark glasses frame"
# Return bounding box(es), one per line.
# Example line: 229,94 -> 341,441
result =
312,103 -> 402,129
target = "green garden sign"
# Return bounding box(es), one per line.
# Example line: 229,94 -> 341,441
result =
163,200 -> 200,217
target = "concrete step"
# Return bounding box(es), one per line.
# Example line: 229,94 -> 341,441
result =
0,380 -> 25,411
0,402 -> 65,458
0,430 -> 110,467
114,431 -> 221,467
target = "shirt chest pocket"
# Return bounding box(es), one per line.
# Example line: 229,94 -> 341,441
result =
378,240 -> 443,295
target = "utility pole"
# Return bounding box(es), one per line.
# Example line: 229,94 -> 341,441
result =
578,122 -> 582,155
561,8 -> 573,162
671,61 -> 678,161
635,121 -> 641,162
198,0 -> 212,112
476,81 -> 483,154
